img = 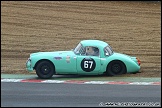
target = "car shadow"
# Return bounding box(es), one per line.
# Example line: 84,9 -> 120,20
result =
33,74 -> 114,80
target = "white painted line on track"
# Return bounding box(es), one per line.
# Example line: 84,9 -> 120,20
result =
42,80 -> 66,83
1,79 -> 24,82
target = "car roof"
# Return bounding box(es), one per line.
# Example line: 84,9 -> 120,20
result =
80,40 -> 108,48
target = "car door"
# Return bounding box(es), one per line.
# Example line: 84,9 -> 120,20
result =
76,46 -> 101,74
53,52 -> 77,74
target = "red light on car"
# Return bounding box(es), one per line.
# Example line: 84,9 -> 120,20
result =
136,58 -> 141,65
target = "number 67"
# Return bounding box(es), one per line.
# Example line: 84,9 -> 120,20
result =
84,61 -> 93,69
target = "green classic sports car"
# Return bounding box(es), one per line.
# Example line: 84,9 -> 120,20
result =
26,40 -> 141,79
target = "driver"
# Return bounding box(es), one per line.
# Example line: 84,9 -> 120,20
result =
92,47 -> 99,56
85,47 -> 99,56
85,47 -> 93,55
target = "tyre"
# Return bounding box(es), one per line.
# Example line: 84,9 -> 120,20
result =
35,60 -> 54,79
106,60 -> 126,76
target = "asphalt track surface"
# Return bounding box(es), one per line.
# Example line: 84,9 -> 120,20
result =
1,82 -> 161,107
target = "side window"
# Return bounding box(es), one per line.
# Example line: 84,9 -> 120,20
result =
80,47 -> 86,55
104,46 -> 113,56
104,48 -> 110,56
85,46 -> 99,56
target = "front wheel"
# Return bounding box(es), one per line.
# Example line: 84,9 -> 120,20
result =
106,60 -> 126,76
35,60 -> 54,79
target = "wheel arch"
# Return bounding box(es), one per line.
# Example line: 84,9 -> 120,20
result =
34,59 -> 55,71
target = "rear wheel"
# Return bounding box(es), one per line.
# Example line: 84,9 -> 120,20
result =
106,60 -> 126,76
35,60 -> 54,79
